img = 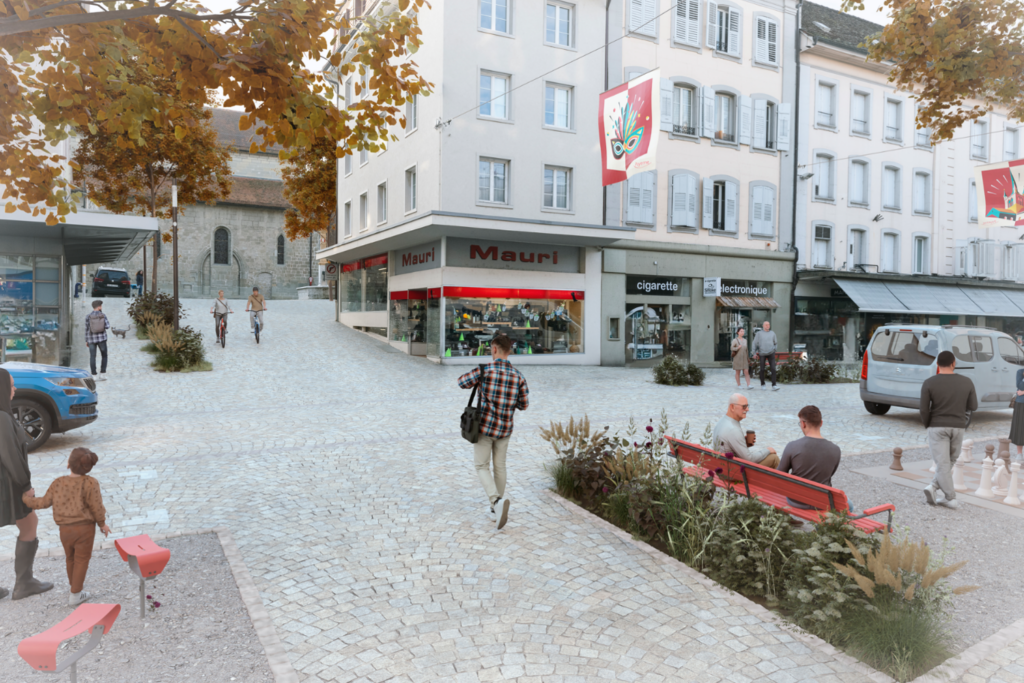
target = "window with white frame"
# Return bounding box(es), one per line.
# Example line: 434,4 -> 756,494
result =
884,99 -> 902,142
344,151 -> 352,176
753,16 -> 779,66
545,2 -> 573,47
478,158 -> 509,204
749,184 -> 775,236
359,148 -> 368,166
405,167 -> 417,213
813,153 -> 835,200
849,228 -> 867,269
543,166 -> 572,210
881,232 -> 899,272
969,179 -> 978,222
705,178 -> 738,232
1006,128 -> 1019,160
479,0 -> 510,34
629,0 -> 657,37
405,95 -> 417,133
914,109 -> 932,148
913,171 -> 931,215
544,84 -> 572,129
812,224 -> 832,268
343,201 -> 352,237
376,182 -> 387,224
672,0 -> 700,47
479,72 -> 510,119
816,82 -> 836,128
913,235 -> 928,274
714,92 -> 735,141
359,193 -> 368,231
626,171 -> 655,224
752,99 -> 775,149
849,159 -> 869,206
669,172 -> 699,229
851,90 -> 870,135
707,3 -> 741,57
882,165 -> 901,210
672,85 -> 698,136
971,120 -> 989,160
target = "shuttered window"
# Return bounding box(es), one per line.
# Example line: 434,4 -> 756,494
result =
673,0 -> 700,47
707,2 -> 740,56
626,171 -> 655,225
754,16 -> 778,66
749,185 -> 775,236
630,0 -> 657,36
670,173 -> 699,229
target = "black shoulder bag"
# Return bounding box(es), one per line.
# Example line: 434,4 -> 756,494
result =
460,364 -> 488,443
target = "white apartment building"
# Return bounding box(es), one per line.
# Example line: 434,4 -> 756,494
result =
321,0 -> 802,367
792,2 -> 1024,360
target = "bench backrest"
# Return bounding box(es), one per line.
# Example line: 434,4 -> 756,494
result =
666,437 -> 850,512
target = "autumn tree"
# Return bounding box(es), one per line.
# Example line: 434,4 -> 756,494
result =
842,0 -> 1024,141
1,0 -> 431,223
71,77 -> 232,292
281,134 -> 338,241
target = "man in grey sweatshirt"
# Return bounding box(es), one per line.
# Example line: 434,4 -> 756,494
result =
752,321 -> 779,391
920,350 -> 978,509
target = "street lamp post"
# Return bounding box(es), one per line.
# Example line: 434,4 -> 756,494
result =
171,178 -> 180,331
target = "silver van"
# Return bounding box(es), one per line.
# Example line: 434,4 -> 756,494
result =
860,325 -> 1024,417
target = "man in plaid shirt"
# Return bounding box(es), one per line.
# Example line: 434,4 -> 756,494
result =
458,333 -> 529,531
85,300 -> 110,381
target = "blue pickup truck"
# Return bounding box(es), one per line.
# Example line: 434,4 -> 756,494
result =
3,362 -> 98,451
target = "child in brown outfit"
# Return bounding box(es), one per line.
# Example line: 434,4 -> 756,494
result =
23,448 -> 110,606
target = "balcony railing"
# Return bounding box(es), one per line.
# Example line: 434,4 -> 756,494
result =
714,131 -> 735,143
673,124 -> 696,136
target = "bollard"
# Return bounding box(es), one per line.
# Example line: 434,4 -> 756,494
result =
889,447 -> 904,471
975,456 -> 996,499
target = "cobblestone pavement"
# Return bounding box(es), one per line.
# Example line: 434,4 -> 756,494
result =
6,298 -> 1014,682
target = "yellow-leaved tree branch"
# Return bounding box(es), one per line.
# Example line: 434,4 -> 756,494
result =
0,0 -> 432,224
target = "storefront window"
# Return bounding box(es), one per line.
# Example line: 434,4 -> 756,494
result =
390,292 -> 427,343
625,303 -> 691,365
0,255 -> 61,364
426,292 -> 441,357
795,297 -> 862,360
444,292 -> 583,357
364,255 -> 388,312
390,298 -> 409,341
340,262 -> 362,312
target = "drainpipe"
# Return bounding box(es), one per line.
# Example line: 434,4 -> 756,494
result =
602,0 -> 612,226
788,1 -> 804,353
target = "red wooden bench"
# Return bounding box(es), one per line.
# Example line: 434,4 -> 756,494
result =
115,534 -> 171,619
18,603 -> 121,682
666,437 -> 894,533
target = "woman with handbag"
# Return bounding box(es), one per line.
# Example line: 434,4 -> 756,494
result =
0,368 -> 54,601
1010,366 -> 1024,459
731,328 -> 751,388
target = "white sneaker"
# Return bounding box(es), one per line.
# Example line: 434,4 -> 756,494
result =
496,498 -> 510,531
771,385 -> 780,391
99,372 -> 107,381
487,502 -> 497,520
94,374 -> 106,382
923,485 -> 937,505
760,385 -> 768,391
939,498 -> 959,510
69,591 -> 90,606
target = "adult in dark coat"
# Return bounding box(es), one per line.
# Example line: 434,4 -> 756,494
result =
0,369 -> 53,600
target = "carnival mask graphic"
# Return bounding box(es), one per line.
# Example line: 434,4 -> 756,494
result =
608,98 -> 645,160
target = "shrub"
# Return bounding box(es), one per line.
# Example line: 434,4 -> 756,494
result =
148,322 -> 206,371
652,356 -> 705,386
541,415 -> 615,504
127,292 -> 185,330
777,355 -> 838,384
661,471 -> 720,571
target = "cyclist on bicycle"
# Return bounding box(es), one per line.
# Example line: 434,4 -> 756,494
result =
211,290 -> 232,343
246,286 -> 266,334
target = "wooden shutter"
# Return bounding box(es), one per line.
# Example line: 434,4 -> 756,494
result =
753,100 -> 767,148
629,0 -> 645,32
686,0 -> 700,45
727,8 -> 741,57
641,172 -> 655,224
706,1 -> 718,48
755,17 -> 768,63
751,186 -> 764,235
660,79 -> 674,132
766,18 -> 778,65
701,86 -> 715,138
702,177 -> 714,228
671,174 -> 687,227
763,186 -> 775,235
632,0 -> 656,36
725,180 -> 738,232
627,175 -> 643,223
777,103 -> 791,151
738,96 -> 752,146
687,174 -> 698,227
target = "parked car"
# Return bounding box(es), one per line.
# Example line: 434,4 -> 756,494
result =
90,267 -> 132,298
860,325 -> 1024,421
3,361 -> 98,451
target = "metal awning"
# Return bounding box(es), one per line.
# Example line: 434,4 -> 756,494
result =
716,296 -> 780,309
883,282 -> 986,315
832,278 -> 908,313
0,210 -> 157,265
959,287 -> 1024,317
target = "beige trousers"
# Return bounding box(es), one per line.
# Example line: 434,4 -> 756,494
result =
474,435 -> 510,505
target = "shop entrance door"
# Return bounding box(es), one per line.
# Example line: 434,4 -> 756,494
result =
715,308 -> 770,362
408,290 -> 428,356
625,303 -> 667,366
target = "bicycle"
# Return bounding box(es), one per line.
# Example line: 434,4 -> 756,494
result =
252,311 -> 261,344
217,313 -> 227,348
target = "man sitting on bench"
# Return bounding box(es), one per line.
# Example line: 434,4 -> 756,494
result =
712,394 -> 780,468
779,405 -> 842,509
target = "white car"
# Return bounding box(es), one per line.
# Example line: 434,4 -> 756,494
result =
860,324 -> 1024,419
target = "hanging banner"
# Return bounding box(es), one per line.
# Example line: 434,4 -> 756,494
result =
599,68 -> 660,186
974,159 -> 1024,227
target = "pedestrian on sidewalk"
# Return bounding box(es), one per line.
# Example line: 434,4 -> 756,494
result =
752,321 -> 779,391
1010,365 -> 1024,460
731,327 -> 751,388
23,448 -> 110,606
0,368 -> 54,601
246,286 -> 266,333
458,333 -> 529,531
85,300 -> 110,381
921,350 -> 978,509
712,394 -> 780,468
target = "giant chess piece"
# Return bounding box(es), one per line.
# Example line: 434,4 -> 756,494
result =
962,439 -> 974,463
986,443 -> 997,462
890,447 -> 904,471
954,451 -> 969,492
993,460 -> 1011,497
1005,463 -> 1022,507
975,455 -> 996,499
999,437 -> 1012,468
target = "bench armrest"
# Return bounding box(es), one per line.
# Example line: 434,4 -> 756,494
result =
849,504 -> 895,531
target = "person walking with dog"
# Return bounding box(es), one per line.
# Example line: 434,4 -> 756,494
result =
457,333 -> 529,531
85,300 -> 110,381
